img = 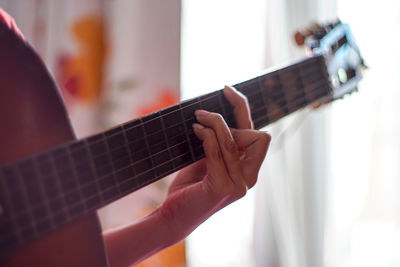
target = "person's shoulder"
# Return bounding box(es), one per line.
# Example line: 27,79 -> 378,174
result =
0,8 -> 25,40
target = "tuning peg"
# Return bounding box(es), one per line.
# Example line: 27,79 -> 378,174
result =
294,29 -> 312,46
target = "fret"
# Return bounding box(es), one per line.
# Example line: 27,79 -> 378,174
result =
216,91 -> 227,118
181,99 -> 201,133
118,178 -> 138,195
71,147 -> 96,186
143,113 -> 163,135
32,157 -> 55,228
264,73 -> 289,122
165,123 -> 186,140
103,132 -> 122,202
155,161 -> 174,177
200,92 -> 221,113
162,109 -> 183,128
280,67 -> 306,112
110,146 -> 131,170
14,165 -> 38,242
179,103 -> 196,163
148,132 -> 166,150
140,118 -> 156,175
66,144 -> 87,217
125,121 -> 145,143
237,77 -> 269,125
3,166 -> 26,213
169,141 -> 190,158
159,108 -> 175,169
82,138 -> 104,210
134,158 -> 153,175
128,169 -> 155,192
152,150 -> 171,166
115,166 -> 135,183
181,98 -> 202,120
122,125 -> 136,170
47,152 -> 71,224
172,152 -> 193,169
18,159 -> 44,206
0,169 -> 21,252
105,127 -> 126,148
130,143 -> 150,163
81,183 -> 101,206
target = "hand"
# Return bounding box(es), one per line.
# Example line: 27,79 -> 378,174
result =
104,86 -> 271,267
157,86 -> 271,242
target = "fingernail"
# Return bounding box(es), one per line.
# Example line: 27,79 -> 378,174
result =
192,123 -> 204,130
195,109 -> 208,117
224,85 -> 236,91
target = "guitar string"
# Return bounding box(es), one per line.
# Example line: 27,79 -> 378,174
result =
0,60 -> 329,235
0,72 -> 329,222
0,82 -> 331,232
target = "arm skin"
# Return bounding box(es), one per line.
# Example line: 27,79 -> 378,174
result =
103,86 -> 271,267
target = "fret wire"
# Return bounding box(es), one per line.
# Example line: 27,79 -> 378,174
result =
84,138 -> 105,206
54,78 -> 329,192
0,167 -> 23,246
216,91 -> 230,122
140,117 -> 156,175
179,102 -> 196,163
65,145 -> 87,213
121,126 -> 137,176
31,157 -> 55,230
244,78 -> 329,124
48,152 -> 70,220
252,83 -> 330,128
255,77 -> 270,124
278,68 -> 291,114
159,111 -> 175,169
103,131 -> 123,199
0,146 -> 197,228
1,132 -> 196,220
237,66 -> 325,103
251,79 -> 330,121
15,164 -> 39,241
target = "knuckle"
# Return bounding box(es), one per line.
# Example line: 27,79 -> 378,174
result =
209,112 -> 224,124
234,183 -> 247,199
259,131 -> 271,145
247,176 -> 258,189
224,138 -> 239,154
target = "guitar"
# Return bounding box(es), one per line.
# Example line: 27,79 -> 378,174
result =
0,20 -> 364,266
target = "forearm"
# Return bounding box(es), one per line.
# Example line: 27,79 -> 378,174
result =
103,209 -> 174,267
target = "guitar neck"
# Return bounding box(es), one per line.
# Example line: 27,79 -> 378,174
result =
0,55 -> 331,254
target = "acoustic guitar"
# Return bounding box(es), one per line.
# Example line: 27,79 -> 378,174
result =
0,20 -> 364,266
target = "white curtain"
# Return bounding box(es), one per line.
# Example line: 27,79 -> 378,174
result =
254,0 -> 336,267
325,0 -> 400,266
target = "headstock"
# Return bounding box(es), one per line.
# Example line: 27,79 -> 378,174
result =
295,20 -> 365,103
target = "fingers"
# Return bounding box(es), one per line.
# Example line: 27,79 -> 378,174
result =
195,110 -> 246,191
192,123 -> 237,198
223,86 -> 253,130
231,129 -> 271,188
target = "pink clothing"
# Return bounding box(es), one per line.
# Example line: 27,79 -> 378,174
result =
0,8 -> 24,40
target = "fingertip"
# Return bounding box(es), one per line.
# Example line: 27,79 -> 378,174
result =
192,123 -> 205,139
192,123 -> 204,130
223,85 -> 239,100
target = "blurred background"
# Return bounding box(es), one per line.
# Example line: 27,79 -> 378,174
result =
1,0 -> 400,266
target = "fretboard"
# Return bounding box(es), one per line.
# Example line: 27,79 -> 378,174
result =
0,55 -> 331,254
